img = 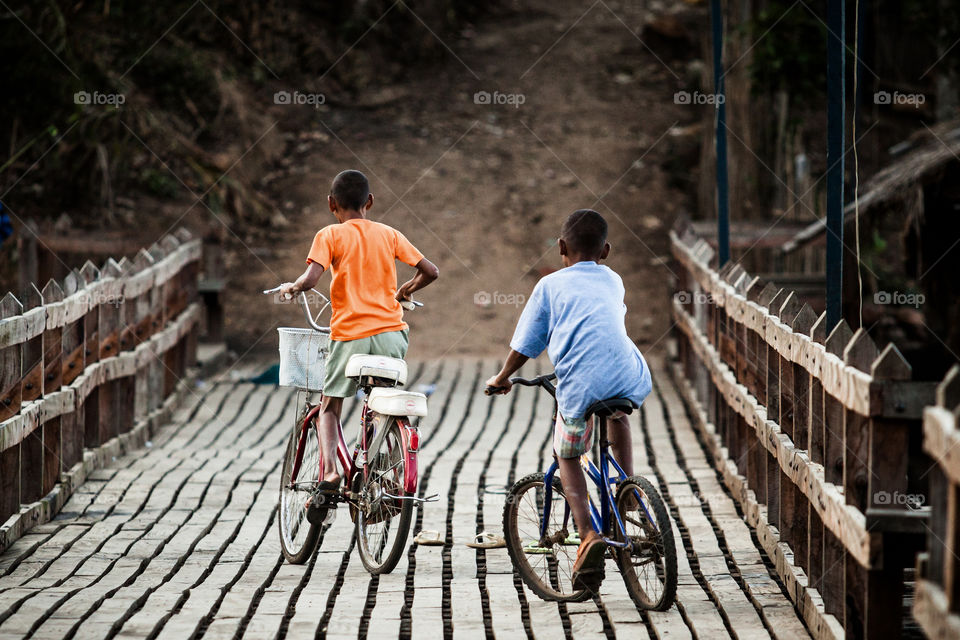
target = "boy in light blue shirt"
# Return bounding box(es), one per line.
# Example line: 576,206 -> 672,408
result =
486,209 -> 652,589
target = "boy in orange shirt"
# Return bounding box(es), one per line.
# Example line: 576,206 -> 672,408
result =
281,170 -> 439,496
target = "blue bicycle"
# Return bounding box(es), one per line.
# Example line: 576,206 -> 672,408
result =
497,373 -> 677,608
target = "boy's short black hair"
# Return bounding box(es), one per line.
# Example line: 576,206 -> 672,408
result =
331,170 -> 370,211
561,209 -> 608,257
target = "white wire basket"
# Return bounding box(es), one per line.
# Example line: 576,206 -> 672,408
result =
277,327 -> 329,391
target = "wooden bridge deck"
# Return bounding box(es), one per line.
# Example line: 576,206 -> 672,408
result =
0,357 -> 812,639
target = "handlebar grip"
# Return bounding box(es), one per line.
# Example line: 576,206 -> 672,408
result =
484,385 -> 507,396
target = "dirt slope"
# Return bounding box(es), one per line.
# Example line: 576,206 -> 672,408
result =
232,0 -> 700,359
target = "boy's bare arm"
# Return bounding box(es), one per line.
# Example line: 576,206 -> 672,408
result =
484,349 -> 529,394
396,258 -> 439,301
280,262 -> 325,298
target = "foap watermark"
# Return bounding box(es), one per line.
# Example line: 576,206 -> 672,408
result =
874,490 -> 925,510
89,291 -> 125,307
674,90 -> 725,106
473,90 -> 525,108
274,90 -> 326,108
874,90 -> 926,108
474,291 -> 526,308
673,290 -> 724,306
74,90 -> 126,107
272,291 -> 329,307
874,290 -> 924,308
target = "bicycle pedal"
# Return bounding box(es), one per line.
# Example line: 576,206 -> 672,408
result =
307,502 -> 333,526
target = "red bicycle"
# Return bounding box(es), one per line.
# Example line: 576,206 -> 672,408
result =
264,286 -> 433,573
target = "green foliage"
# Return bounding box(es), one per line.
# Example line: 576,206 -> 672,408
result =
747,1 -> 827,105
140,169 -> 180,199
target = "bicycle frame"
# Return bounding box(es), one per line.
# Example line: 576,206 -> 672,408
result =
288,398 -> 419,496
540,415 -> 657,550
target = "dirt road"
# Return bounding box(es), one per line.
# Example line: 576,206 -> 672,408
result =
235,0 -> 699,359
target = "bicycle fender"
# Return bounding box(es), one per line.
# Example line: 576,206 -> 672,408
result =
396,417 -> 419,495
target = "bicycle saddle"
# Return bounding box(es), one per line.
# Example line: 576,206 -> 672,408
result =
584,398 -> 638,420
345,354 -> 408,385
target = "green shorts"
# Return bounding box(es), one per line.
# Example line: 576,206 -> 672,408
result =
322,329 -> 409,398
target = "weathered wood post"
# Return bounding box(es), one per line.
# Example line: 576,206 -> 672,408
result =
0,293 -> 23,523
59,270 -> 86,472
821,319 -> 852,620
842,328 -> 878,639
98,259 -> 122,443
79,262 -> 101,448
39,279 -> 64,497
19,285 -> 44,505
129,250 -> 154,423
806,311 -> 828,596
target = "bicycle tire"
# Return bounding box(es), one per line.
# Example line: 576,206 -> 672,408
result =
355,418 -> 414,574
614,475 -> 677,610
278,418 -> 322,564
503,472 -> 590,602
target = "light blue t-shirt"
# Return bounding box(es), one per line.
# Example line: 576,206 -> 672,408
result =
510,261 -> 652,420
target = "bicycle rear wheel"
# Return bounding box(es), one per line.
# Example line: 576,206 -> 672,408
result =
503,472 -> 589,602
278,414 -> 322,564
614,476 -> 677,610
355,417 -> 414,574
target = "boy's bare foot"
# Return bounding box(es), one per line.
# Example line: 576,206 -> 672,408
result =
572,529 -> 606,591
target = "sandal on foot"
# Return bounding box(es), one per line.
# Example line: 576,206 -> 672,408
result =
571,531 -> 606,591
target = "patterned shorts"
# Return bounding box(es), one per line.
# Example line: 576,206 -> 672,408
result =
553,411 -> 626,459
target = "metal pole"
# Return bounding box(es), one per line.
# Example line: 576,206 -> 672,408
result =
711,0 -> 730,267
826,0 -> 845,330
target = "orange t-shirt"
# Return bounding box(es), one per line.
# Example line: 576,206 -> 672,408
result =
306,218 -> 424,341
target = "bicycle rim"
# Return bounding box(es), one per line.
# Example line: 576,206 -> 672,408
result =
614,476 -> 677,610
503,472 -> 589,602
356,418 -> 413,574
278,414 -> 321,563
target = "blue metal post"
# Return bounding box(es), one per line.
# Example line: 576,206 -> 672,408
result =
711,0 -> 730,267
826,0 -> 846,330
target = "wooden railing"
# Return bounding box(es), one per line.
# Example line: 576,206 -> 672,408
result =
915,365 -> 960,638
0,228 -> 201,551
669,224 -> 935,640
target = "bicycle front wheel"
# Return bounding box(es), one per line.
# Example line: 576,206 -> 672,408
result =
355,417 -> 414,574
503,472 -> 589,602
614,476 -> 677,610
278,416 -> 322,564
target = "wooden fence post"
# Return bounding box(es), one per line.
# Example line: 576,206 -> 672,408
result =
80,261 -> 101,448
821,319 -> 852,621
130,250 -> 154,423
39,279 -> 63,496
807,311 -> 828,597
842,328 -> 879,639
19,284 -> 44,505
763,287 -> 783,531
59,270 -> 85,472
0,293 -> 23,523
98,259 -> 122,443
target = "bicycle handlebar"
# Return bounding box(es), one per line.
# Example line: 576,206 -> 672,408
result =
484,373 -> 557,397
263,286 -> 329,333
263,285 -> 422,333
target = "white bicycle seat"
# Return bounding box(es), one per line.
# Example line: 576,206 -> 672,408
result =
368,387 -> 428,417
345,354 -> 408,385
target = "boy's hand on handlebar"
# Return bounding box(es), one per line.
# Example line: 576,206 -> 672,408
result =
484,374 -> 512,396
395,282 -> 414,302
278,282 -> 298,301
